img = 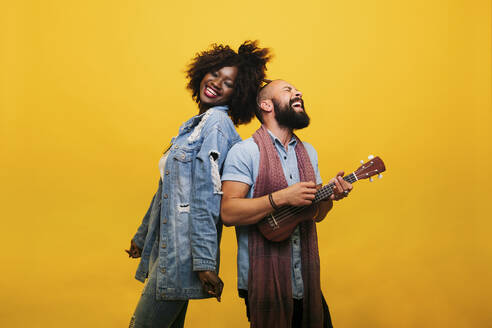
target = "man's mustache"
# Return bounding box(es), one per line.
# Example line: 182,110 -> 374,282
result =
289,97 -> 304,108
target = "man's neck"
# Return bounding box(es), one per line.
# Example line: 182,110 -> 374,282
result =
262,121 -> 293,149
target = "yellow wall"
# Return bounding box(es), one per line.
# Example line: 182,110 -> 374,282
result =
1,0 -> 491,327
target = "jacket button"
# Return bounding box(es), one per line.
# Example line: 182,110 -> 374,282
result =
161,292 -> 165,297
163,194 -> 168,199
162,218 -> 167,224
161,243 -> 167,248
161,268 -> 166,273
174,145 -> 179,149
181,154 -> 185,160
165,170 -> 169,175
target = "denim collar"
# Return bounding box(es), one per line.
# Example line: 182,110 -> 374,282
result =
180,105 -> 229,133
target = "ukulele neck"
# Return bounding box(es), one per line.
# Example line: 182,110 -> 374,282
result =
313,173 -> 357,203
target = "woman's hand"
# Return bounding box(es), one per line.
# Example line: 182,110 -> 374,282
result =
197,271 -> 224,302
125,239 -> 142,258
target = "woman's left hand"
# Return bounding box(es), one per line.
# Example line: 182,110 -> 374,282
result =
197,271 -> 224,302
125,239 -> 142,258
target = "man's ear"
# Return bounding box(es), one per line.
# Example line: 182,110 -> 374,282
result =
259,99 -> 274,114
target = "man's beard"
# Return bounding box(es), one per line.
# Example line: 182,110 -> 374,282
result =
273,97 -> 310,130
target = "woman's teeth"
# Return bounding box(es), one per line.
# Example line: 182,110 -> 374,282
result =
205,86 -> 218,97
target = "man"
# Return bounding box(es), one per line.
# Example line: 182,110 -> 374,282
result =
220,79 -> 353,328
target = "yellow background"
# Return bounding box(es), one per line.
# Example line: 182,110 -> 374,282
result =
1,0 -> 491,327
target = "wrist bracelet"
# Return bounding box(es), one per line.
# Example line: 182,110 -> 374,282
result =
268,193 -> 279,210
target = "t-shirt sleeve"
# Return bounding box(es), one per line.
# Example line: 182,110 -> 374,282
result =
303,142 -> 322,185
221,142 -> 255,186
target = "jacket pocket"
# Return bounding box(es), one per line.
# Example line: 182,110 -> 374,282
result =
173,149 -> 192,163
171,149 -> 193,204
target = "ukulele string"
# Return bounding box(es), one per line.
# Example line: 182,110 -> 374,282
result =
268,173 -> 358,225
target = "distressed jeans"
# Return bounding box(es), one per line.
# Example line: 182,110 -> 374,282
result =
130,261 -> 189,328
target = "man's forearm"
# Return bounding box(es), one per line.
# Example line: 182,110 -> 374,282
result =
221,181 -> 319,226
221,194 -> 274,226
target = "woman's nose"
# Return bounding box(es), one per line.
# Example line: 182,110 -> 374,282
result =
210,78 -> 221,90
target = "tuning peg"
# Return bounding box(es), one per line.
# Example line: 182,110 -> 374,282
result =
368,154 -> 375,160
369,177 -> 374,182
378,174 -> 383,179
360,160 -> 364,164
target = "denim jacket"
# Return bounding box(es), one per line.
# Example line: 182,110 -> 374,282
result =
132,106 -> 241,300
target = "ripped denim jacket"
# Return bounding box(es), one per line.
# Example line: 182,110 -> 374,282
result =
132,106 -> 241,300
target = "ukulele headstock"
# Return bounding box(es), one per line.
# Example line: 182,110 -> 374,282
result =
354,155 -> 386,181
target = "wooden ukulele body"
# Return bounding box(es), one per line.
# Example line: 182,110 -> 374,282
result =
257,205 -> 317,242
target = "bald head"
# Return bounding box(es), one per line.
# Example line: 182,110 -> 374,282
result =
257,79 -> 303,111
257,79 -> 286,103
255,79 -> 307,128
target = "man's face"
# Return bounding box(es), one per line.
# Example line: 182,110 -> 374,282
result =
270,80 -> 310,129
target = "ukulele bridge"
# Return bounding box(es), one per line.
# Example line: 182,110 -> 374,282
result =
268,213 -> 279,230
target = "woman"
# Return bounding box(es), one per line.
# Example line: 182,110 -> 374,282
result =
126,41 -> 271,328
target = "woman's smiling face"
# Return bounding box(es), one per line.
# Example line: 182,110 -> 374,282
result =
199,66 -> 238,109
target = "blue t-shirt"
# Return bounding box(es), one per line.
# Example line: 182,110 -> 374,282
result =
221,130 -> 322,298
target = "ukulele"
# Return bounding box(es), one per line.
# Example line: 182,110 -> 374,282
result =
257,155 -> 386,242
